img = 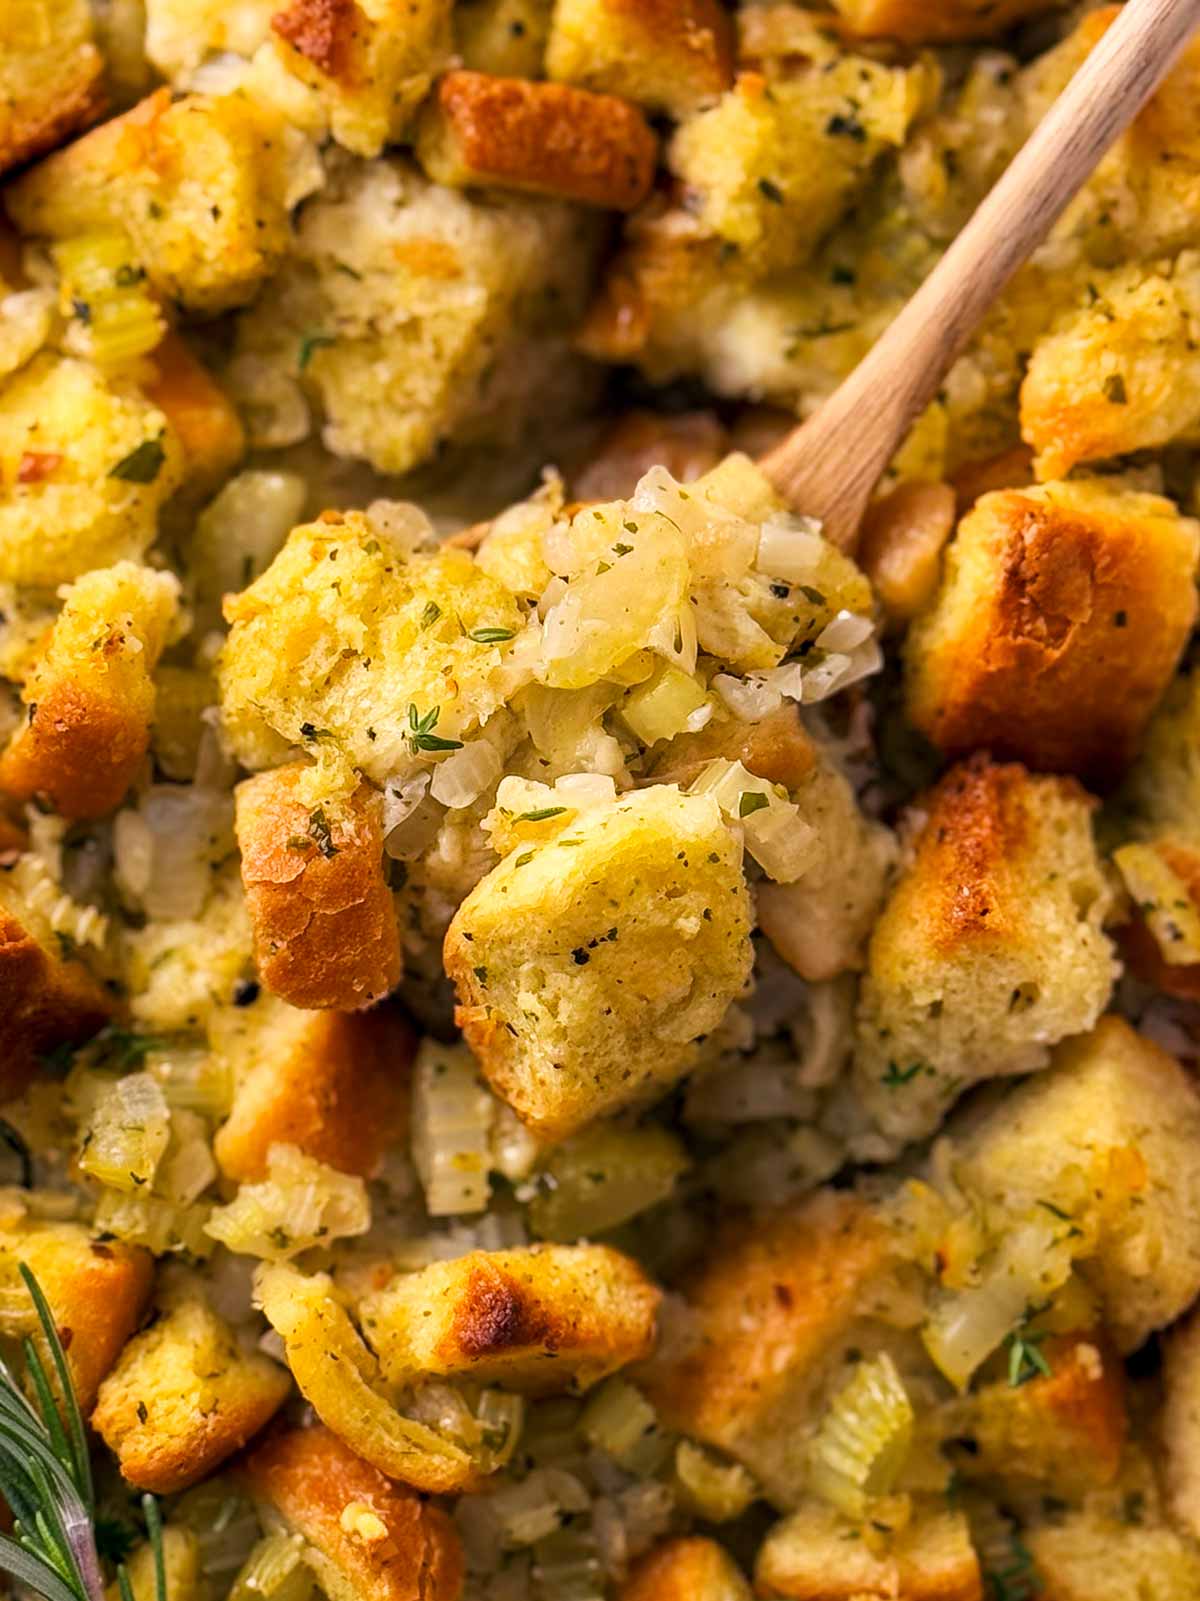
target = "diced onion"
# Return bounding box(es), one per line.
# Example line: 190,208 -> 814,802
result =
429,739 -> 502,809
712,673 -> 783,721
807,1354 -> 914,1517
79,1073 -> 170,1192
411,1040 -> 495,1217
817,609 -> 875,653
228,1534 -> 314,1601
204,1143 -> 369,1260
114,784 -> 234,922
580,1378 -> 662,1473
755,518 -> 826,582
802,636 -> 883,702
688,758 -> 816,882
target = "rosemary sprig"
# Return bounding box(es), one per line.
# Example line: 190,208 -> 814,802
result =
0,1264 -> 166,1601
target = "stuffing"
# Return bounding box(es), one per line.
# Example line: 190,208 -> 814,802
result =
949,1016 -> 1200,1353
1163,1307 -> 1200,1540
854,757 -> 1116,1144
0,562 -> 180,819
0,354 -> 184,587
239,1424 -> 465,1601
640,1190 -> 897,1507
754,1498 -> 982,1601
1025,1483 -> 1200,1601
120,862 -> 254,1032
219,509 -> 526,786
142,333 -> 246,491
0,0 -> 105,176
234,763 -> 400,1012
358,1243 -> 659,1396
228,156 -> 597,475
416,72 -> 657,212
92,1293 -> 291,1491
456,0 -> 553,77
214,996 -> 413,1182
445,784 -> 753,1139
0,1218 -> 152,1410
545,0 -> 734,119
6,90 -> 301,314
619,1537 -> 751,1601
1020,258 -> 1200,482
829,0 -> 1059,44
105,1530 -> 197,1601
571,410 -> 729,503
858,481 -> 957,625
905,479 -> 1200,787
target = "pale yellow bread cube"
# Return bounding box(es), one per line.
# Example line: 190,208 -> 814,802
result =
755,1498 -> 982,1600
456,0 -> 553,78
545,0 -> 734,119
0,0 -> 105,176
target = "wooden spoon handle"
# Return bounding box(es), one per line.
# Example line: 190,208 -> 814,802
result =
761,0 -> 1200,546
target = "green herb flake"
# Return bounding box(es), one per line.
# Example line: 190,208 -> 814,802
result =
109,436 -> 166,484
469,626 -> 517,644
1006,1328 -> 1053,1389
407,702 -> 463,754
1103,373 -> 1128,404
516,806 -> 567,823
881,1060 -> 923,1088
421,601 -> 442,630
298,332 -> 336,370
738,791 -> 769,818
308,807 -> 339,859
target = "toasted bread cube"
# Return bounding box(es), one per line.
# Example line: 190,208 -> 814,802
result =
572,409 -> 728,503
93,1295 -> 290,1492
905,479 -> 1200,787
854,758 -> 1116,1144
755,1499 -> 982,1601
0,562 -> 180,820
966,1330 -> 1126,1494
1163,1307 -> 1200,1540
859,481 -> 956,626
142,333 -> 245,490
649,703 -> 818,793
214,996 -> 413,1182
1025,1504 -> 1200,1601
7,90 -> 296,313
829,0 -> 1057,44
0,1219 -> 152,1411
241,1425 -> 465,1601
640,1190 -> 893,1506
1113,838 -> 1200,999
445,785 -> 752,1139
546,0 -> 733,119
456,0 -> 552,77
0,354 -> 184,587
219,511 -> 526,784
1021,260 -> 1200,482
417,71 -> 656,212
952,1017 -> 1200,1353
235,764 -> 400,1012
620,1537 -> 751,1601
0,1 -> 105,175
359,1244 -> 659,1396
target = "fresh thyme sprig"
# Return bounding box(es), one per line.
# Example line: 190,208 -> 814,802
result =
0,1264 -> 166,1601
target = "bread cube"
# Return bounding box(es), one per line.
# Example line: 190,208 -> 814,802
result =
1113,838 -> 1200,1000
1026,1503 -> 1200,1601
358,1243 -> 659,1396
7,90 -> 297,313
620,1537 -> 751,1601
417,71 -> 657,211
755,1499 -> 982,1601
905,479 -> 1199,787
0,1218 -> 152,1410
235,764 -> 400,1012
1020,259 -> 1200,481
1163,1307 -> 1200,1540
0,562 -> 180,820
951,1017 -> 1200,1353
142,333 -> 245,491
0,354 -> 184,587
240,1424 -> 465,1601
0,0 -> 105,176
640,1190 -> 894,1506
546,0 -> 734,119
829,0 -> 1058,44
93,1295 -> 290,1491
143,0 -> 276,77
445,785 -> 753,1139
456,0 -> 553,77
214,996 -> 413,1181
854,758 -> 1116,1144
859,481 -> 957,625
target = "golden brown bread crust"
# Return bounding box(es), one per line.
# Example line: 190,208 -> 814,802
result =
236,765 -> 401,1011
0,681 -> 151,820
907,488 -> 1197,788
239,1424 -> 465,1601
648,704 -> 817,791
272,0 -> 363,78
949,445 -> 1035,516
572,409 -> 727,503
578,219 -> 722,362
830,0 -> 1056,44
859,481 -> 956,625
418,70 -> 657,210
619,1537 -> 749,1601
0,49 -> 105,178
143,332 -> 246,490
0,903 -> 113,1100
214,1003 -> 415,1181
1118,839 -> 1200,999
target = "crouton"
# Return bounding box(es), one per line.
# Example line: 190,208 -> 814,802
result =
93,1295 -> 290,1492
572,410 -> 728,503
214,996 -> 413,1181
359,1244 -> 659,1396
456,0 -> 553,77
1113,838 -> 1200,999
1025,1501 -> 1200,1601
829,0 -> 1058,44
240,1424 -> 465,1601
1021,259 -> 1200,482
950,1017 -> 1200,1353
965,1330 -> 1126,1493
254,1263 -> 480,1492
1163,1307 -> 1200,1540
905,479 -> 1199,787
235,764 -> 400,1012
0,876 -> 113,1100
755,1498 -> 983,1600
104,1529 -> 197,1601
641,1190 -> 895,1506
0,1219 -> 152,1411
416,71 -> 656,212
142,333 -> 245,490
546,0 -> 734,119
0,562 -> 180,820
854,758 -> 1116,1144
0,354 -> 184,587
0,0 -> 105,176
445,785 -> 753,1139
620,1537 -> 751,1601
7,90 -> 298,313
859,482 -> 956,626
220,511 -> 526,785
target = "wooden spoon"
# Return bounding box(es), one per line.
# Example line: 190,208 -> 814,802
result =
760,0 -> 1200,550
